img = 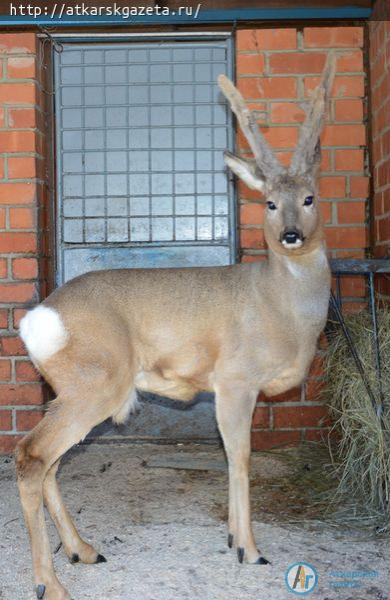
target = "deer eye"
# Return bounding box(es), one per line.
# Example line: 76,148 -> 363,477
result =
267,201 -> 277,210
303,196 -> 314,206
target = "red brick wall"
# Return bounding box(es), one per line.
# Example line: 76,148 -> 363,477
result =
369,14 -> 390,298
235,26 -> 369,448
0,33 -> 45,453
0,26 -> 381,453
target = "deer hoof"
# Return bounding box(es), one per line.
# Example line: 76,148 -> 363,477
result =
70,553 -> 79,564
237,547 -> 244,564
227,533 -> 233,548
95,554 -> 107,563
255,556 -> 270,565
36,585 -> 46,599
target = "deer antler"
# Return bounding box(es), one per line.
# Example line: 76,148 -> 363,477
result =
289,53 -> 337,176
218,74 -> 285,179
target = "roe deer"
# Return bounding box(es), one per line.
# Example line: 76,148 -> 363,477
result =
16,55 -> 336,600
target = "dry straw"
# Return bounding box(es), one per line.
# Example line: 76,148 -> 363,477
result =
323,309 -> 390,532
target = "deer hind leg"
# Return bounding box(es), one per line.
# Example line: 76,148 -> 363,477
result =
15,396 -> 116,600
215,383 -> 269,565
43,460 -> 106,565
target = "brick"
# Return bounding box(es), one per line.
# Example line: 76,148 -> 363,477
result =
273,405 -> 329,428
337,201 -> 366,224
270,52 -> 326,75
16,409 -> 44,431
303,27 -> 364,48
336,50 -> 364,72
334,99 -> 364,122
0,107 -> 4,127
0,435 -> 22,453
308,355 -> 325,379
8,156 -> 36,179
15,360 -> 40,382
342,300 -> 368,314
0,360 -> 12,381
0,33 -> 37,54
0,183 -> 36,205
252,406 -> 270,429
270,102 -> 305,124
241,254 -> 265,263
12,257 -> 38,280
0,282 -> 36,303
320,150 -> 331,172
0,131 -> 36,152
321,125 -> 366,147
319,177 -> 346,198
304,428 -> 331,442
9,207 -> 35,229
260,387 -> 302,403
6,56 -> 36,79
0,384 -> 43,406
0,309 -> 8,329
0,82 -> 37,104
237,29 -> 297,52
240,228 -> 265,249
0,158 -> 4,180
0,258 -> 7,278
335,149 -> 364,171
305,75 -> 365,98
238,77 -> 297,99
8,107 -> 37,129
262,126 -> 299,149
305,378 -> 325,400
238,180 -> 264,201
370,51 -> 386,86
0,232 -> 36,253
320,201 -> 332,224
0,336 -> 27,357
236,53 -> 265,75
13,308 -> 27,329
0,410 -> 12,430
378,217 -> 390,243
238,126 -> 299,151
350,176 -> 369,198
251,430 -> 301,450
240,203 -> 264,226
338,275 -> 366,297
325,226 -> 367,248
275,151 -> 293,168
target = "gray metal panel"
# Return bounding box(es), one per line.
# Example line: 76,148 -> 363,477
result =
63,245 -> 230,280
54,38 -> 236,285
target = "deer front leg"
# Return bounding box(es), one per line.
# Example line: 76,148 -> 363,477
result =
215,384 -> 269,565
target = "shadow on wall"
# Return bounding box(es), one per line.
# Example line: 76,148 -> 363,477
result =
88,392 -> 219,442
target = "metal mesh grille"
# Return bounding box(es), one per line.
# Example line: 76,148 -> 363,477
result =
55,40 -> 234,282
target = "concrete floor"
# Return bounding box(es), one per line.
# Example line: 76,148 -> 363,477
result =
0,443 -> 388,600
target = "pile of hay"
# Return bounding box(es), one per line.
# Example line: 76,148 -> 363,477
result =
323,308 -> 390,533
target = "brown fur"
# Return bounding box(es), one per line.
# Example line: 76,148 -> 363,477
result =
16,57 -> 335,599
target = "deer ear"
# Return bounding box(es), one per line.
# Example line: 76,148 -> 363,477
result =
224,151 -> 265,192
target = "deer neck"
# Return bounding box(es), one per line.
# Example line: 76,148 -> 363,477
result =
268,240 -> 329,277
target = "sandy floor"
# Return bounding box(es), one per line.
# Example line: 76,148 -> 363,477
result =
0,443 -> 388,600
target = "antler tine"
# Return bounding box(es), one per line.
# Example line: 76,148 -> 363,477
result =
218,74 -> 285,178
289,53 -> 336,176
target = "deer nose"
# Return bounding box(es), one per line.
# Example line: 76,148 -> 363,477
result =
282,228 -> 301,244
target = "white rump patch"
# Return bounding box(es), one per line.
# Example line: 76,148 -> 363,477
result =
19,305 -> 69,363
112,389 -> 139,425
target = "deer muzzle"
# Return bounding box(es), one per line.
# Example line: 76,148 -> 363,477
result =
281,228 -> 304,248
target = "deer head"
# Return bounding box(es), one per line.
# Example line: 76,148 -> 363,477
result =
218,54 -> 336,256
